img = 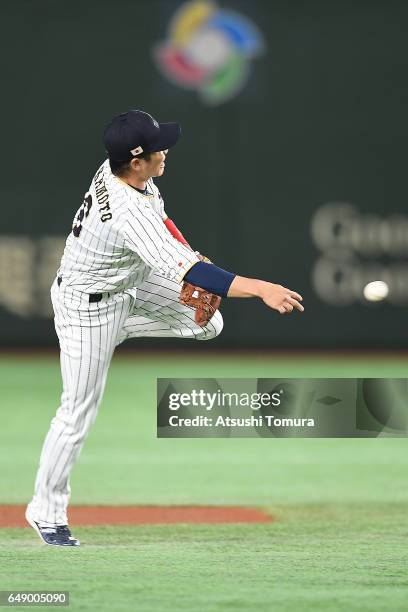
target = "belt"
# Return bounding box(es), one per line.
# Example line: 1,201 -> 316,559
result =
57,276 -> 108,303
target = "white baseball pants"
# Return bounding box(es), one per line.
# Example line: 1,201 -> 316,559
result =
27,275 -> 223,526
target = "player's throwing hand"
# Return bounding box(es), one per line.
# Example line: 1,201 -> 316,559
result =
222,275 -> 304,315
258,283 -> 304,314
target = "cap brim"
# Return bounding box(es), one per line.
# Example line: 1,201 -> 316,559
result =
145,122 -> 181,153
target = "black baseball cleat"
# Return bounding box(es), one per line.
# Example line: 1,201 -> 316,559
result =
25,509 -> 80,547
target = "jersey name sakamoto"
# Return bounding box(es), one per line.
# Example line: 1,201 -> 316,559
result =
58,159 -> 198,293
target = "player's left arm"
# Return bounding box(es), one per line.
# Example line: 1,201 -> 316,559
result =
118,197 -> 199,283
163,217 -> 191,248
162,215 -> 213,267
151,181 -> 198,252
184,263 -> 304,315
158,206 -> 303,316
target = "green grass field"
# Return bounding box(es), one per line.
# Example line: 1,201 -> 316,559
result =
1,353 -> 408,611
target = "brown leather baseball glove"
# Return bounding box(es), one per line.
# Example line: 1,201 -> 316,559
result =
179,254 -> 221,327
179,282 -> 222,327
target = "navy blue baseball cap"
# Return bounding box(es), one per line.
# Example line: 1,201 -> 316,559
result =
103,110 -> 181,161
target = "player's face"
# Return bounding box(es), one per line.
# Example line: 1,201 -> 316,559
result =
143,150 -> 168,178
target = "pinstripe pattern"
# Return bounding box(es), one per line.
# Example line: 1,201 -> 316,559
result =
27,161 -> 223,526
59,160 -> 199,292
117,273 -> 223,344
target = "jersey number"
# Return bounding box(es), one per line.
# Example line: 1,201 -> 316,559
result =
72,193 -> 93,237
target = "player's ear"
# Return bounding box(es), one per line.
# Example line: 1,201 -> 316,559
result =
130,157 -> 143,172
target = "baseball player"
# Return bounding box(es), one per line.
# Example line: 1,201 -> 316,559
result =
26,110 -> 304,546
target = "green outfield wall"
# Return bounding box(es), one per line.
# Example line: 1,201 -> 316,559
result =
2,0 -> 408,348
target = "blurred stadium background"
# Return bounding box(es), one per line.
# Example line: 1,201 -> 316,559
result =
2,2 -> 408,611
2,0 -> 408,349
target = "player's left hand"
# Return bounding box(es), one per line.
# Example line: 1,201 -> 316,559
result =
260,282 -> 304,315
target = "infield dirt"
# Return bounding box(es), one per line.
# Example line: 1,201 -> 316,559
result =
0,505 -> 271,527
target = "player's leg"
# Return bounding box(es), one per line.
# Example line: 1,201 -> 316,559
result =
116,273 -> 223,344
27,283 -> 132,527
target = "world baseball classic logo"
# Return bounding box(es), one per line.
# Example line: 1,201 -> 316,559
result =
153,0 -> 265,105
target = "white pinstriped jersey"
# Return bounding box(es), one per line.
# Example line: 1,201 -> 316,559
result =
58,159 -> 199,293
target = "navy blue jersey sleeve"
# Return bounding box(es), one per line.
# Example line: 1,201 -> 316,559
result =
184,261 -> 235,297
